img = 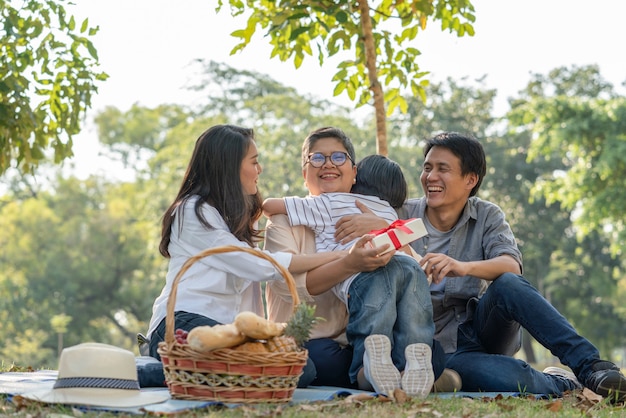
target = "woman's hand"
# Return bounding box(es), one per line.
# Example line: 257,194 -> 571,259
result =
334,201 -> 390,244
305,234 -> 395,295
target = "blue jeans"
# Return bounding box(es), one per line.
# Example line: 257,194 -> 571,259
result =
346,255 -> 434,383
305,338 -> 356,388
446,273 -> 601,395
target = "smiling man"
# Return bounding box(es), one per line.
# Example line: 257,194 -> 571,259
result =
335,131 -> 626,403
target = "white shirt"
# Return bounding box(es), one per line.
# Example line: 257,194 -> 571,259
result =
147,196 -> 292,338
283,192 -> 398,305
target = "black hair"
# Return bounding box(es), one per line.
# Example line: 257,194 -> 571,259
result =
351,154 -> 408,209
423,132 -> 486,197
159,124 -> 262,257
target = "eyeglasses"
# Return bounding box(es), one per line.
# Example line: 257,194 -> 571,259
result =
305,152 -> 353,168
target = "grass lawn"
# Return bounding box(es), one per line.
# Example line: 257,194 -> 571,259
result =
3,387 -> 625,417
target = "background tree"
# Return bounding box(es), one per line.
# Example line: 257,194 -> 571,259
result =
0,174 -> 158,366
507,65 -> 626,256
217,0 -> 475,156
0,0 -> 107,175
506,65 -> 626,356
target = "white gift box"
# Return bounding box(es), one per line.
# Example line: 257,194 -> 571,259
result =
367,218 -> 427,255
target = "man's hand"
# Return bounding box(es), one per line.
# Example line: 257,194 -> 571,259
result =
334,200 -> 389,244
419,253 -> 468,284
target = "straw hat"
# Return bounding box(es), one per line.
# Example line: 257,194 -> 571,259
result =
21,342 -> 170,407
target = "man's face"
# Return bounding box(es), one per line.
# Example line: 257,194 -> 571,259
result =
420,146 -> 476,210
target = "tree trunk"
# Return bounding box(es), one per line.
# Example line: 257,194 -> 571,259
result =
357,0 -> 387,156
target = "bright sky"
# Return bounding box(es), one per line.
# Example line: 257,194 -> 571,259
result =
66,0 -> 626,179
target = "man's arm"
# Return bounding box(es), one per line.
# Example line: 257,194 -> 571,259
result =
334,200 -> 389,244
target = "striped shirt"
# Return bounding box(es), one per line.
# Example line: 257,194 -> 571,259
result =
284,192 -> 398,305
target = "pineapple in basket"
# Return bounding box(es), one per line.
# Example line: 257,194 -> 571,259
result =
265,303 -> 316,353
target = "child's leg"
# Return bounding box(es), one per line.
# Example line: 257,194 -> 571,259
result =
345,256 -> 433,382
346,271 -> 397,384
391,255 -> 434,371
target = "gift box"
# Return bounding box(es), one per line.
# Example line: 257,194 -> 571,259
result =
367,218 -> 427,255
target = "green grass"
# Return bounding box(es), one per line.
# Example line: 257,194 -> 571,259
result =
3,361 -> 625,417
3,390 -> 625,417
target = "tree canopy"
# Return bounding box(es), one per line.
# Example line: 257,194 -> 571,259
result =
507,65 -> 626,256
217,0 -> 475,156
0,0 -> 107,175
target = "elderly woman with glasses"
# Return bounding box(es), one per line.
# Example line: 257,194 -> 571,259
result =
263,127 -> 438,397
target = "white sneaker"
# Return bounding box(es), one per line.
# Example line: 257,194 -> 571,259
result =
402,343 -> 435,398
543,366 -> 583,389
363,334 -> 401,396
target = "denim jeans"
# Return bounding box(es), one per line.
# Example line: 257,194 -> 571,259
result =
446,273 -> 601,395
346,255 -> 434,383
305,338 -> 356,388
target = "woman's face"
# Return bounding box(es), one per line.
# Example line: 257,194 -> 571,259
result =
303,137 -> 356,196
240,140 -> 262,195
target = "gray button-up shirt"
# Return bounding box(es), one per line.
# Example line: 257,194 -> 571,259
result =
399,197 -> 523,353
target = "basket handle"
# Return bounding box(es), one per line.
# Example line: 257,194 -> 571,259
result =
164,245 -> 300,346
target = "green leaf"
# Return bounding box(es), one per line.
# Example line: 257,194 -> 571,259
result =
333,81 -> 346,96
87,42 -> 99,60
335,11 -> 348,23
289,25 -> 310,41
30,144 -> 46,160
294,49 -> 303,68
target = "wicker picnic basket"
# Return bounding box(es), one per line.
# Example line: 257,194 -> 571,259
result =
157,245 -> 308,403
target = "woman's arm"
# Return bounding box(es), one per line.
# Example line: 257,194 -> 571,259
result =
265,213 -> 394,295
305,234 -> 393,295
264,214 -> 350,340
288,251 -> 345,274
262,198 -> 287,218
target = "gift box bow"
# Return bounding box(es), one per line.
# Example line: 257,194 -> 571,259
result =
369,218 -> 426,251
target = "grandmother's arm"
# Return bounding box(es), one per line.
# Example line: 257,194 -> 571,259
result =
262,198 -> 287,218
265,214 -> 394,296
264,214 -> 317,314
264,214 -> 350,340
304,235 -> 393,295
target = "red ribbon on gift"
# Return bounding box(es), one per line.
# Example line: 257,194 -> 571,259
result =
369,218 -> 417,250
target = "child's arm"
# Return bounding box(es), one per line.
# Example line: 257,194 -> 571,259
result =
263,198 -> 287,218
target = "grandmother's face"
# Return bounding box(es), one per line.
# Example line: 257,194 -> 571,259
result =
302,137 -> 356,196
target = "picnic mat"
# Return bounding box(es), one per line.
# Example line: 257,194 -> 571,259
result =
0,370 -> 545,414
